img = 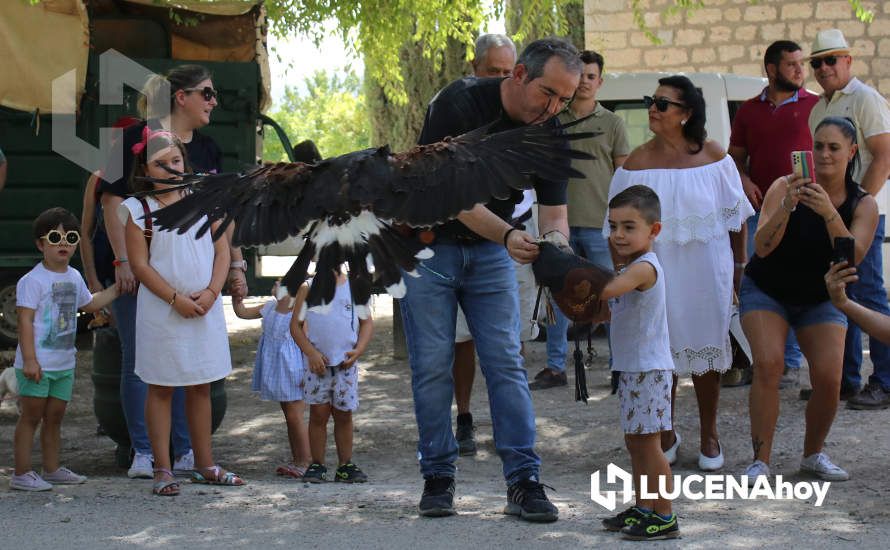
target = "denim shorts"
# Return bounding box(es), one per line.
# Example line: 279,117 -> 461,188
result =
739,276 -> 847,329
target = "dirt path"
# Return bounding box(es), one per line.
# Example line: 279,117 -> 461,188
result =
1,298 -> 888,548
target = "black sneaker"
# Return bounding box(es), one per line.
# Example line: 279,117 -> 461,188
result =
847,382 -> 890,410
528,370 -> 568,391
456,413 -> 477,456
602,506 -> 648,532
504,478 -> 558,522
620,512 -> 680,540
418,476 -> 456,517
302,463 -> 327,483
335,462 -> 368,483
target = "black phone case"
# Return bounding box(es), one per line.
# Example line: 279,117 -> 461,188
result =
833,237 -> 855,266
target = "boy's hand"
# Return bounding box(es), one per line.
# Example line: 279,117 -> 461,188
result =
825,261 -> 858,308
23,359 -> 42,382
172,295 -> 205,319
342,348 -> 362,368
306,348 -> 328,374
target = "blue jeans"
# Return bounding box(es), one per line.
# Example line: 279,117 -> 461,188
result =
843,215 -> 890,390
746,214 -> 802,369
111,290 -> 191,457
400,240 -> 539,483
546,227 -> 613,373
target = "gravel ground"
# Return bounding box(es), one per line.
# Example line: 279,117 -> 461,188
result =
1,297 -> 888,549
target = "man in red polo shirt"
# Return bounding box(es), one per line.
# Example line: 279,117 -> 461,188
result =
729,40 -> 818,388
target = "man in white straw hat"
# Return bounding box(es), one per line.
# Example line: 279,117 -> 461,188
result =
808,28 -> 890,411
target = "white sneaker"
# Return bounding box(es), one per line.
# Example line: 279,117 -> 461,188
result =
698,441 -> 724,471
742,460 -> 770,487
10,471 -> 53,491
173,449 -> 195,477
663,432 -> 681,465
800,452 -> 850,481
42,466 -> 87,485
128,453 -> 154,479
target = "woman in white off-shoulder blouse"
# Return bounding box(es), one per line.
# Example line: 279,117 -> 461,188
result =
605,75 -> 753,472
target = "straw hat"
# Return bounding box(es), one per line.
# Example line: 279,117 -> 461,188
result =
809,29 -> 851,59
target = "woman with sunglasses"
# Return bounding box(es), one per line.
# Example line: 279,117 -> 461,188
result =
94,65 -> 228,480
741,116 -> 877,483
605,75 -> 753,471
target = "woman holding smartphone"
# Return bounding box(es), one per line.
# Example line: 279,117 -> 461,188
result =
741,116 -> 878,483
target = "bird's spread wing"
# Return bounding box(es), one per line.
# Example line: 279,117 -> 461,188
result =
145,117 -> 597,313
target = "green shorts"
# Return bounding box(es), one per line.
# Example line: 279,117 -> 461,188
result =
15,368 -> 75,401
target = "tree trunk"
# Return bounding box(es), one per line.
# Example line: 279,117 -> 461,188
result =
366,38 -> 468,151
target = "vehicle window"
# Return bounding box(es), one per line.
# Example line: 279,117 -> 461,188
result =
602,101 -> 652,150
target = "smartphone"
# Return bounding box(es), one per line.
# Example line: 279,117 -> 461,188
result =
791,150 -> 816,183
833,237 -> 855,266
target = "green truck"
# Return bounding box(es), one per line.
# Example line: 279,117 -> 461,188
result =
0,0 -> 295,347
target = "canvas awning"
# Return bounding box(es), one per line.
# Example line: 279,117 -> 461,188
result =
0,0 -> 270,114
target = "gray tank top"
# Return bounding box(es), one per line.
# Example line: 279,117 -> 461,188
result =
608,251 -> 674,373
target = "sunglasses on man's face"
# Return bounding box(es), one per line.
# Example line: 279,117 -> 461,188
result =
810,55 -> 846,70
184,86 -> 218,102
643,95 -> 686,112
41,230 -> 80,246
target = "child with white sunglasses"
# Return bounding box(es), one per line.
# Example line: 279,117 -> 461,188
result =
11,207 -> 118,491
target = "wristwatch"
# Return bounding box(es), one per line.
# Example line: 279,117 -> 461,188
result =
230,260 -> 247,272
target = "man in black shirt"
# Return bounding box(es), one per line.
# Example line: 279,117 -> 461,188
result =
402,37 -> 581,522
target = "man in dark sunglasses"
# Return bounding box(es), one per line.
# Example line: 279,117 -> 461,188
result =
808,28 -> 890,410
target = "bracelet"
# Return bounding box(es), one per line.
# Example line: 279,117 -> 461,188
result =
734,262 -> 747,269
825,212 -> 839,224
206,287 -> 219,299
169,291 -> 177,305
112,258 -> 128,267
503,227 -> 517,247
780,196 -> 796,213
230,260 -> 247,272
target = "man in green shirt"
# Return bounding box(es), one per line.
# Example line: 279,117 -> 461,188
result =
532,50 -> 630,389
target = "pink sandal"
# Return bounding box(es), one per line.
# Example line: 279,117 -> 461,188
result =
276,463 -> 307,479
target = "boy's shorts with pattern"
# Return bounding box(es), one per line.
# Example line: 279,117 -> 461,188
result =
16,368 -> 75,401
616,370 -> 672,435
303,364 -> 359,411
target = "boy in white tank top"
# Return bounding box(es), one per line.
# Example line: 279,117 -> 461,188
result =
597,185 -> 679,541
291,269 -> 374,483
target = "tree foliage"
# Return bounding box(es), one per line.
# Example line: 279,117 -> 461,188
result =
264,0 -> 876,104
262,69 -> 370,161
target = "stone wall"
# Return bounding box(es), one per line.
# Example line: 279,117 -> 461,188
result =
584,0 -> 890,96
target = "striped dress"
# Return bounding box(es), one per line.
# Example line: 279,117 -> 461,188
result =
252,301 -> 305,402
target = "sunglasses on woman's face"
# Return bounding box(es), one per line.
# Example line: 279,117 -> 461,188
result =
41,230 -> 80,246
643,95 -> 686,112
184,86 -> 218,102
810,55 -> 845,70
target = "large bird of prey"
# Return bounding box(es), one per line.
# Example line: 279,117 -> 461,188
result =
146,119 -> 595,318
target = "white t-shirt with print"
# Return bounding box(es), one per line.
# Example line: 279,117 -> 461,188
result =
14,263 -> 92,372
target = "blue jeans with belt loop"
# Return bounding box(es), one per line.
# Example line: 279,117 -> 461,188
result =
843,215 -> 890,390
400,239 -> 540,484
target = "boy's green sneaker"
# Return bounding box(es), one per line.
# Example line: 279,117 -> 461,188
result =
335,463 -> 368,483
602,506 -> 648,531
303,463 -> 328,483
620,512 -> 680,540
